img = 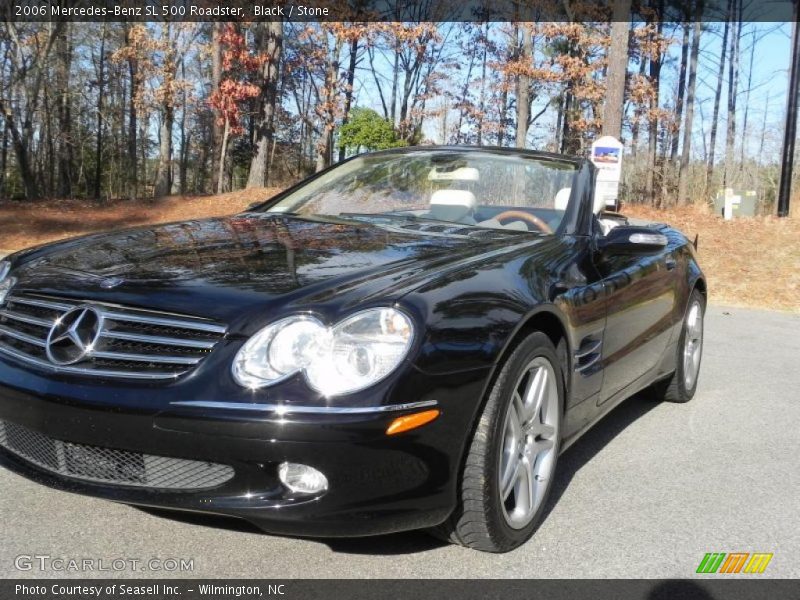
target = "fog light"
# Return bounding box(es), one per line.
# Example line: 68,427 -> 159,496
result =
278,462 -> 328,495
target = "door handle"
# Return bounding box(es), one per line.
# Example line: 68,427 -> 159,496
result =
665,257 -> 677,270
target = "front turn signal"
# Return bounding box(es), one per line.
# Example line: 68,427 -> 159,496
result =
386,409 -> 440,436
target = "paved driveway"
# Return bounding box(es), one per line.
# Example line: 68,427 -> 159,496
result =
0,304 -> 798,578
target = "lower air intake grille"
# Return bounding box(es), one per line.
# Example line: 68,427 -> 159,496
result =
0,420 -> 234,490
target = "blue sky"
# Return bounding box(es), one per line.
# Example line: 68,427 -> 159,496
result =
372,21 -> 795,163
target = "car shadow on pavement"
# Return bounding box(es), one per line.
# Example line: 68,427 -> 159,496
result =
322,388 -> 665,556
648,580 -> 717,600
137,390 -> 663,556
538,388 -> 663,525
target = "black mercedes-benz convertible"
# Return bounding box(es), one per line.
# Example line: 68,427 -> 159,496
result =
0,147 -> 705,552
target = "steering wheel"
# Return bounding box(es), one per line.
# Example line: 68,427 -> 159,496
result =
494,210 -> 553,234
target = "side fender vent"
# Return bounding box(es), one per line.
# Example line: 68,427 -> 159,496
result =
574,337 -> 602,375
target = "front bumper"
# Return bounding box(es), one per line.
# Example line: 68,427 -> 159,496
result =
0,360 -> 490,537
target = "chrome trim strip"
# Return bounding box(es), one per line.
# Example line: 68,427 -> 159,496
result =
8,296 -> 75,311
0,325 -> 47,347
0,342 -> 183,380
0,309 -> 53,328
91,350 -> 202,365
103,311 -> 227,334
574,340 -> 602,359
168,399 -> 439,415
575,354 -> 601,372
99,330 -> 217,349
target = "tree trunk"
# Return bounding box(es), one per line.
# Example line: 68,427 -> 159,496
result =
515,24 -> 533,148
498,85 -> 508,146
43,86 -> 55,196
630,57 -> 648,159
154,24 -> 175,199
602,0 -> 632,139
179,59 -> 189,195
154,105 -> 173,197
724,2 -> 742,187
677,15 -> 702,205
314,36 -> 343,173
0,111 -> 7,197
93,23 -> 107,200
455,37 -> 476,144
338,37 -> 358,162
56,24 -> 74,197
561,90 -> 575,154
740,28 -> 757,169
706,3 -> 732,195
247,21 -> 283,188
1,105 -> 38,199
476,23 -> 488,146
390,45 -> 399,125
210,23 -> 225,194
670,21 -> 691,163
124,24 -> 138,200
217,118 -> 230,195
645,4 -> 664,205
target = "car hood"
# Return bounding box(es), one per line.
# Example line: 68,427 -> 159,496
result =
10,214 -> 533,332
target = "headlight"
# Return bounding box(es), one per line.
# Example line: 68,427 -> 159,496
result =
0,261 -> 14,305
233,308 -> 414,396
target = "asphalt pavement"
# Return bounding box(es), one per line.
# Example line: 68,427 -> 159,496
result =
0,304 -> 798,578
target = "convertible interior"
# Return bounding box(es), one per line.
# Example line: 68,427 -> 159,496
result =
398,166 -> 573,234
412,166 -> 627,235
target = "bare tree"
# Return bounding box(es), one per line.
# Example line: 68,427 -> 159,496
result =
247,21 -> 283,188
645,0 -> 665,205
706,1 -> 733,196
0,21 -> 63,199
93,22 -> 107,199
602,0 -> 632,139
678,16 -> 703,204
55,24 -> 74,197
723,0 -> 743,187
670,20 -> 691,162
210,22 -> 225,193
515,24 -> 533,148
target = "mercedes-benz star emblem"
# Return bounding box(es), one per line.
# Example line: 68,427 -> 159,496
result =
99,277 -> 124,289
46,306 -> 103,366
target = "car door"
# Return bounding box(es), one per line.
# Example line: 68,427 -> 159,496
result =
594,223 -> 678,404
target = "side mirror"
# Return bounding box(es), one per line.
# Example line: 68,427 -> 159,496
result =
245,201 -> 263,212
597,225 -> 668,255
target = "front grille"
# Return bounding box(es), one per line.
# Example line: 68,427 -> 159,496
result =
0,293 -> 226,380
0,420 -> 234,490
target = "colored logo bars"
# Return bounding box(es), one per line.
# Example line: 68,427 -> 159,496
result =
696,552 -> 773,574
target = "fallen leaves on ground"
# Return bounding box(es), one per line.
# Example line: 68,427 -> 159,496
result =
626,204 -> 799,313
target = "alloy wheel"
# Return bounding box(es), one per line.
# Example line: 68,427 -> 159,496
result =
498,357 -> 560,529
683,300 -> 704,390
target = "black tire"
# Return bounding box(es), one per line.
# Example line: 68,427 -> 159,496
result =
430,332 -> 564,552
654,289 -> 705,403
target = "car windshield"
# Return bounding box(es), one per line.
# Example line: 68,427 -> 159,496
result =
262,150 -> 578,234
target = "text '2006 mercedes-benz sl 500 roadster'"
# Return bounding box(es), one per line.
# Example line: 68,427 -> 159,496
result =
0,146 -> 705,552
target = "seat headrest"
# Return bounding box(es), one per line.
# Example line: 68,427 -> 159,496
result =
429,189 -> 477,223
554,187 -> 571,210
430,189 -> 477,209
